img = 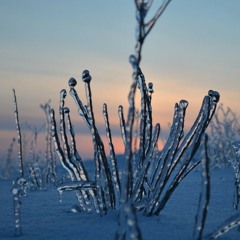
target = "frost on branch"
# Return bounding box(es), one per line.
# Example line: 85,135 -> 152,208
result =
208,104 -> 240,168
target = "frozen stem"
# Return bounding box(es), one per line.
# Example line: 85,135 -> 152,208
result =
13,89 -> 24,177
193,134 -> 211,240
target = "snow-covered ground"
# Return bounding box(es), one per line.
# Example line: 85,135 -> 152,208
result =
1,167 -> 239,240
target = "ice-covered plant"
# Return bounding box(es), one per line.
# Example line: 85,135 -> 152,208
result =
41,101 -> 57,185
231,142 -> 240,209
204,213 -> 240,240
49,0 -> 220,224
25,123 -> 44,189
12,89 -> 28,236
11,177 -> 28,236
192,140 -> 240,240
208,103 -> 240,168
193,134 -> 211,240
13,89 -> 24,177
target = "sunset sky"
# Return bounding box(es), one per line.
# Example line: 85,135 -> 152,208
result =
0,1 -> 240,160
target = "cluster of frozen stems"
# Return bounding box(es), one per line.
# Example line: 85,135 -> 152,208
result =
48,1 -> 223,239
208,103 -> 240,168
49,0 -> 220,219
9,1 -> 240,239
50,69 -> 220,213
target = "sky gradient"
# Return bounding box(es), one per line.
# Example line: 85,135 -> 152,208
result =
1,1 -> 240,159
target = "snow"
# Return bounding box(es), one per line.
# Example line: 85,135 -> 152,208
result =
1,167 -> 239,240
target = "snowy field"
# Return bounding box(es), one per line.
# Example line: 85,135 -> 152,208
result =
1,166 -> 239,240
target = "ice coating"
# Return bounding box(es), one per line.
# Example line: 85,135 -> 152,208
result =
179,99 -> 188,109
13,89 -> 24,177
50,104 -> 96,213
208,90 -> 220,103
116,202 -> 142,240
12,177 -> 28,236
64,107 -> 70,114
60,89 -> 67,99
47,1 -> 222,231
81,72 -> 115,210
58,90 -> 96,212
40,101 -> 56,185
193,134 -> 211,240
144,94 -> 219,216
129,54 -> 138,70
58,189 -> 63,203
103,103 -> 121,198
133,0 -> 172,62
233,142 -> 240,157
148,82 -> 154,93
57,181 -> 97,204
118,105 -> 126,146
82,70 -> 92,83
230,142 -> 240,209
68,78 -> 77,87
205,213 -> 240,239
208,103 -> 239,168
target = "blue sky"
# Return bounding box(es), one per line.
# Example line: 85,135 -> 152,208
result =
0,1 -> 240,158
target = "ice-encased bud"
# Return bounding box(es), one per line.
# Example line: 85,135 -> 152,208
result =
68,78 -> 77,87
12,177 -> 28,196
17,178 -> 27,185
208,90 -> 220,103
179,100 -> 188,109
148,82 -> 154,94
60,89 -> 67,99
64,107 -> 70,114
82,70 -> 92,83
